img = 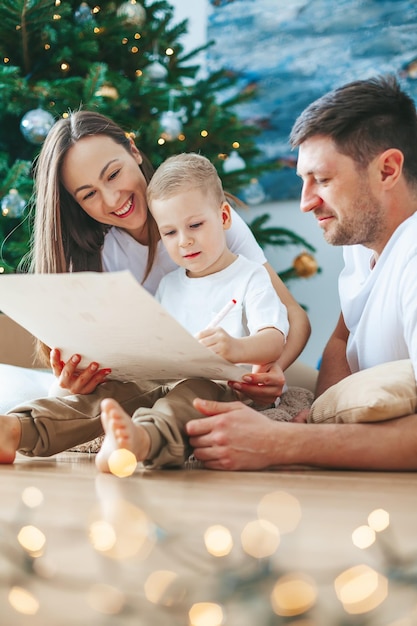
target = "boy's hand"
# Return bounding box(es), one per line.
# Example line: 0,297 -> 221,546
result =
196,327 -> 240,363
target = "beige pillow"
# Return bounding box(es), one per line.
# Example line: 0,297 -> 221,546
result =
308,359 -> 417,424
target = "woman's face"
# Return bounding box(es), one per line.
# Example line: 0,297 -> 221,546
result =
61,134 -> 150,243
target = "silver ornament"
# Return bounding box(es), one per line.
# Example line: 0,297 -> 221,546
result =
243,179 -> 266,205
159,110 -> 183,141
1,189 -> 26,218
146,60 -> 168,83
116,1 -> 146,26
74,2 -> 94,24
20,108 -> 55,144
223,150 -> 246,173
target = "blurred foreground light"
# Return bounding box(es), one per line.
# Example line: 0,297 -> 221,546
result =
89,500 -> 155,560
271,573 -> 317,617
145,570 -> 184,606
87,583 -> 126,614
368,508 -> 390,532
17,525 -> 46,556
8,586 -> 39,615
89,520 -> 117,552
189,602 -> 224,626
204,525 -> 233,557
334,564 -> 388,614
108,448 -> 137,477
241,519 -> 280,558
352,525 -> 376,549
21,486 -> 44,508
257,490 -> 302,534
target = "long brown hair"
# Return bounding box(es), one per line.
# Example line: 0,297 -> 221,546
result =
28,110 -> 159,362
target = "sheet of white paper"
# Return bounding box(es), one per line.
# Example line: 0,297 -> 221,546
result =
0,271 -> 247,382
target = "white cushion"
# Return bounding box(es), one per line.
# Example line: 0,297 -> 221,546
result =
309,360 -> 417,423
0,365 -> 54,413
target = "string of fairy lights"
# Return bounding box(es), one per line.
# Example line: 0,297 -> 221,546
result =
1,453 -> 417,625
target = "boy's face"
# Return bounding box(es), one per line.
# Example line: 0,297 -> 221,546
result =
150,188 -> 233,277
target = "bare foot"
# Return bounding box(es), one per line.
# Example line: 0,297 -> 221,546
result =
0,414 -> 21,464
95,399 -> 151,473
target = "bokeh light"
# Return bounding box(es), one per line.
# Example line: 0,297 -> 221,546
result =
108,448 -> 137,477
144,570 -> 184,606
241,519 -> 280,558
8,587 -> 39,615
87,583 -> 126,614
204,525 -> 233,557
21,486 -> 44,508
17,525 -> 46,556
368,508 -> 390,532
352,525 -> 376,549
89,500 -> 155,560
334,564 -> 388,614
189,602 -> 224,626
271,573 -> 317,617
257,490 -> 302,534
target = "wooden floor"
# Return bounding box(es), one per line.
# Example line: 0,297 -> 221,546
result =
1,453 -> 417,626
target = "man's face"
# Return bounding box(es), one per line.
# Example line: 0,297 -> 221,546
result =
296,135 -> 386,251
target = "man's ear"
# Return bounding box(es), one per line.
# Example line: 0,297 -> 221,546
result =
221,201 -> 232,230
378,148 -> 403,187
129,136 -> 143,165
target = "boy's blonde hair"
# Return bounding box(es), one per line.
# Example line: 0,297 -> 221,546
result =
147,153 -> 226,208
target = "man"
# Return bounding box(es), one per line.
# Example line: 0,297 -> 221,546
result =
186,75 -> 417,471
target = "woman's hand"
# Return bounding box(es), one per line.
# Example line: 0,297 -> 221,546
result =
50,348 -> 111,395
228,361 -> 286,407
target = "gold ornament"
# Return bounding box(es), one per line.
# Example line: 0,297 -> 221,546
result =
293,252 -> 318,278
95,84 -> 119,99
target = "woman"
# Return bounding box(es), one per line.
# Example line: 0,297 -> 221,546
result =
7,110 -> 311,407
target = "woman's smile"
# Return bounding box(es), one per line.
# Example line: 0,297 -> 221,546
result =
112,195 -> 134,218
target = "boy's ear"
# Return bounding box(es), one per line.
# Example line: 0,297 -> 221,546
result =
221,202 -> 232,230
129,136 -> 143,164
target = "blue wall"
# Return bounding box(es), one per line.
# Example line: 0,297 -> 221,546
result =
208,0 -> 417,199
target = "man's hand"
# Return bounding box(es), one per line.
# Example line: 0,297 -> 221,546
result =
186,398 -> 282,470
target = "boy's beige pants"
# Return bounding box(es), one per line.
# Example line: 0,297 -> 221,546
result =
7,378 -> 238,467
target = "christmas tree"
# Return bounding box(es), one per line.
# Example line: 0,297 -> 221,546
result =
0,0 -> 317,278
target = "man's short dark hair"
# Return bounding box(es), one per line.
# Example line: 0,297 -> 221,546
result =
290,75 -> 417,185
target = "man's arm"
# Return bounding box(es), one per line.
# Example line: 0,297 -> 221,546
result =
187,398 -> 417,471
315,312 -> 351,397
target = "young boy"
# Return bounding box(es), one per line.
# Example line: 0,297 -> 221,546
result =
96,153 -> 289,472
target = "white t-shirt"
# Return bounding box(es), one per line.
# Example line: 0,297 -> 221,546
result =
102,208 -> 267,295
155,255 -> 289,345
340,213 -> 417,374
